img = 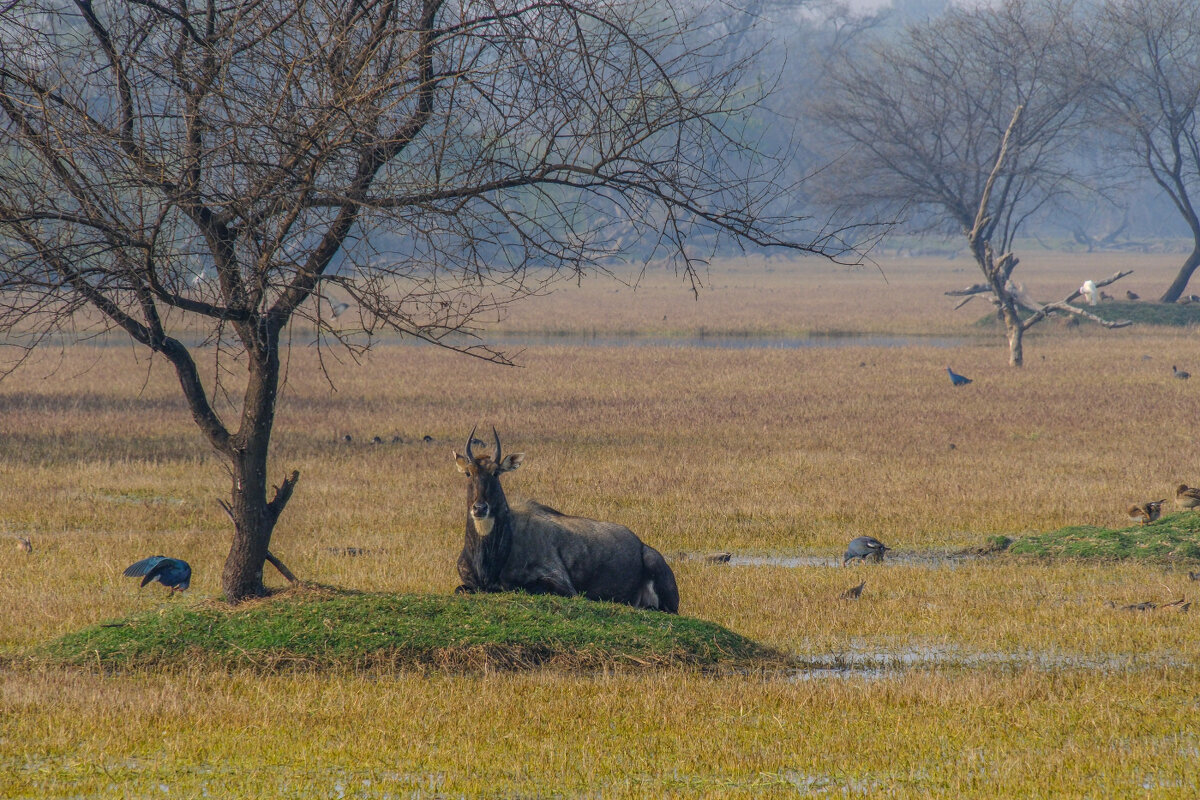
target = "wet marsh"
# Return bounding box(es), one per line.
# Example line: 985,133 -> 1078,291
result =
3,253 -> 1200,797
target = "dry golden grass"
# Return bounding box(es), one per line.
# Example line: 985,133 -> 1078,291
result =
2,253 -> 1200,797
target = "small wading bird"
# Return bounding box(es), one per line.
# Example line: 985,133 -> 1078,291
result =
1126,290 -> 1140,301
840,580 -> 866,600
843,536 -> 890,566
946,367 -> 972,386
1127,500 -> 1165,525
1174,365 -> 1190,380
1175,484 -> 1200,511
123,556 -> 191,595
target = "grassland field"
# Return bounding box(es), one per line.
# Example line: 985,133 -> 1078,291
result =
2,250 -> 1200,798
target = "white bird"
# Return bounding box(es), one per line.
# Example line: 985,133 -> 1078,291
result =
327,298 -> 350,318
190,271 -> 210,287
1080,280 -> 1098,306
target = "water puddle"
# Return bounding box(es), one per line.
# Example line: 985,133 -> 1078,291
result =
477,332 -> 971,350
9,331 -> 971,351
788,643 -> 1194,681
682,550 -> 978,569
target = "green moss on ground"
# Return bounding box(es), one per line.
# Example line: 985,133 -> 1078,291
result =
37,587 -> 780,672
1003,512 -> 1200,562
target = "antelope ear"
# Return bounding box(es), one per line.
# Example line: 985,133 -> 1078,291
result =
498,453 -> 525,472
454,452 -> 471,473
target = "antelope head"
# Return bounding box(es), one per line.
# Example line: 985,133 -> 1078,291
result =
454,426 -> 524,537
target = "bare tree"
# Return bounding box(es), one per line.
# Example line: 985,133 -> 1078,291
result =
1086,0 -> 1200,302
0,0 -> 853,602
818,0 -> 1125,365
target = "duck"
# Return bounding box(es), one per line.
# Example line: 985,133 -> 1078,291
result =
1127,500 -> 1165,525
1173,365 -> 1190,380
1176,485 -> 1200,510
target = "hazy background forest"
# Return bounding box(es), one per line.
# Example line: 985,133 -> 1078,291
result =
652,0 -> 1197,261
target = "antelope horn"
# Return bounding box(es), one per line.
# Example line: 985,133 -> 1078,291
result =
492,426 -> 502,465
465,424 -> 478,462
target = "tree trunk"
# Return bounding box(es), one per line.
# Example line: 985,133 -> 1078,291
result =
219,328 -> 294,603
1160,243 -> 1200,303
1000,302 -> 1024,367
220,445 -> 276,601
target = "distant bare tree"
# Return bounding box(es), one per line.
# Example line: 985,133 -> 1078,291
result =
1086,0 -> 1200,302
819,0 -> 1126,365
0,0 -> 854,602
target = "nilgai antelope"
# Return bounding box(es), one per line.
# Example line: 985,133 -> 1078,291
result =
453,428 -> 679,613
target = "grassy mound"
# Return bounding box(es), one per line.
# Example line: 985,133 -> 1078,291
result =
38,587 -> 780,672
1004,512 -> 1200,562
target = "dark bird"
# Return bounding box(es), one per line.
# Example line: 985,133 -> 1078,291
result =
16,536 -> 32,553
1127,500 -> 1165,525
843,536 -> 890,566
1173,365 -> 1190,380
123,556 -> 191,595
391,435 -> 403,443
422,434 -> 434,443
1126,290 -> 1139,301
1175,484 -> 1200,511
342,434 -> 353,443
839,580 -> 866,599
1100,291 -> 1114,301
371,436 -> 383,445
946,367 -> 972,386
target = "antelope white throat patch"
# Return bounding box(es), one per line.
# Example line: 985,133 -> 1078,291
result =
471,514 -> 495,537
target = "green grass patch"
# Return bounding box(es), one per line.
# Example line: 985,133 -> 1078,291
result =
1006,512 -> 1200,561
975,300 -> 1200,328
36,586 -> 780,673
1088,300 -> 1200,326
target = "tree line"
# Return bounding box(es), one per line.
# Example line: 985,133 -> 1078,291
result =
792,0 -> 1200,362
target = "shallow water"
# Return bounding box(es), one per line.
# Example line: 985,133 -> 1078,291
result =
12,330 -> 971,351
685,550 -> 978,569
478,332 -> 971,350
791,643 -> 1194,681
